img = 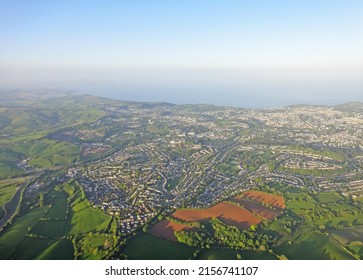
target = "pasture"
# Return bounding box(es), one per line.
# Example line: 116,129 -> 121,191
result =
0,207 -> 47,259
45,190 -> 68,220
77,234 -> 114,259
124,233 -> 195,260
31,220 -> 68,238
197,249 -> 238,260
276,232 -> 356,260
37,239 -> 74,260
0,181 -> 18,207
9,237 -> 51,260
314,192 -> 343,204
328,225 -> 363,245
69,200 -> 111,234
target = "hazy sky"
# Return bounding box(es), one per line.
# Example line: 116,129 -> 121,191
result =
1,0 -> 363,107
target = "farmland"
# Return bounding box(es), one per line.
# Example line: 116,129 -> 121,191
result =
2,93 -> 363,259
151,220 -> 195,241
0,178 -> 25,208
172,201 -> 262,230
328,225 -> 363,245
0,207 -> 48,259
275,232 -> 355,260
69,200 -> 111,234
229,198 -> 281,219
124,233 -> 196,260
0,180 -> 114,260
238,190 -> 285,209
37,239 -> 74,260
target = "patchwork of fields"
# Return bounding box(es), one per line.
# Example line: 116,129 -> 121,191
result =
0,181 -> 114,260
151,190 -> 284,245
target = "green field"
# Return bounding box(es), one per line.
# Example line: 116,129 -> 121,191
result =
286,193 -> 316,211
31,220 -> 68,238
275,231 -> 356,260
239,250 -> 279,260
0,178 -> 116,259
0,207 -> 48,259
69,200 -> 111,234
0,181 -> 18,207
45,190 -> 68,219
124,233 -> 196,260
347,244 -> 363,259
24,140 -> 80,168
328,225 -> 363,245
77,234 -> 115,260
0,150 -> 24,179
167,177 -> 181,190
0,139 -> 81,179
37,239 -> 74,260
314,192 -> 343,204
9,237 -> 51,260
316,213 -> 363,228
198,249 -> 238,260
216,163 -> 240,175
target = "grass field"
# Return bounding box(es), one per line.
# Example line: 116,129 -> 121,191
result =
0,207 -> 47,259
0,180 -> 114,259
0,139 -> 80,179
216,163 -> 240,175
45,190 -> 68,220
0,150 -> 24,179
314,192 -> 343,204
316,213 -> 363,228
124,233 -> 196,260
347,244 -> 363,259
285,193 -> 316,211
69,200 -> 111,234
239,250 -> 279,260
197,249 -> 238,260
328,225 -> 363,245
276,231 -> 356,260
77,234 -> 114,260
37,239 -> 74,260
31,220 -> 68,238
25,140 -> 80,168
9,237 -> 51,260
167,177 -> 181,190
0,181 -> 17,207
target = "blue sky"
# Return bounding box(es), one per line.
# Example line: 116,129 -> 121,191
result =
0,0 -> 363,106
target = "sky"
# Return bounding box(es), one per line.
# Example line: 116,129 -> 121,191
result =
0,0 -> 363,107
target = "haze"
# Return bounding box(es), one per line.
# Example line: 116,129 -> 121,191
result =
1,0 -> 363,107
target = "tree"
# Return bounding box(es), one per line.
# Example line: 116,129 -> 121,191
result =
38,192 -> 44,207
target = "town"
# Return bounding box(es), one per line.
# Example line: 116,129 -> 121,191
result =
48,99 -> 363,235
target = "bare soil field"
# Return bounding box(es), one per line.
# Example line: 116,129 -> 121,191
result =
238,190 -> 285,209
172,201 -> 262,230
150,220 -> 194,241
230,198 -> 281,219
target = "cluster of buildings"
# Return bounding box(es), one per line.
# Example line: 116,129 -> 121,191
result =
60,101 -> 363,235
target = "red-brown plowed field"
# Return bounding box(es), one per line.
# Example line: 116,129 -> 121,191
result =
172,201 -> 262,230
230,198 -> 281,219
239,190 -> 285,209
150,220 -> 194,241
